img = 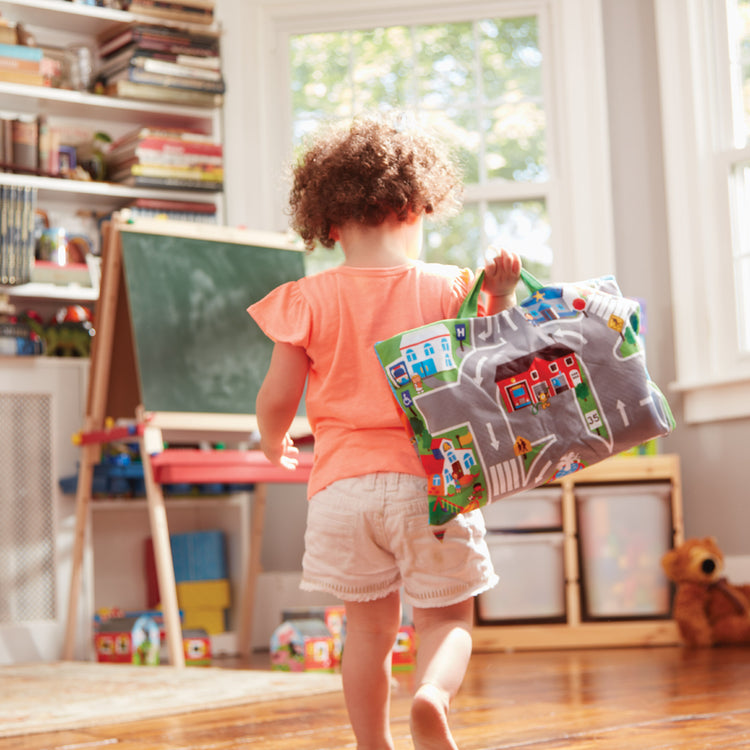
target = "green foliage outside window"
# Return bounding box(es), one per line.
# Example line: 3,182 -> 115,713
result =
291,14 -> 552,282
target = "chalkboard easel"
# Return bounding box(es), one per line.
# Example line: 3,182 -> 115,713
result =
62,216 -> 312,666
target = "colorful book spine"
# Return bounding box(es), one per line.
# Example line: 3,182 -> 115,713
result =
0,185 -> 37,285
0,44 -> 43,62
108,65 -> 225,93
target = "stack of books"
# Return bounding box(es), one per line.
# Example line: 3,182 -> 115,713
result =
126,0 -> 215,27
0,43 -> 44,87
106,126 -> 223,191
98,23 -> 223,107
124,197 -> 218,223
0,185 -> 37,286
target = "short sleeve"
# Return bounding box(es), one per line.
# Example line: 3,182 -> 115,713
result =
444,267 -> 487,318
247,281 -> 311,348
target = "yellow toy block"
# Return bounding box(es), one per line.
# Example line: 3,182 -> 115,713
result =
176,579 -> 231,609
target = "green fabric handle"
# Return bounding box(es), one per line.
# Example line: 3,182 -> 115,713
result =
457,266 -> 544,318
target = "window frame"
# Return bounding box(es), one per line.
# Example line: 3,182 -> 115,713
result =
229,0 -> 614,282
655,0 -> 750,423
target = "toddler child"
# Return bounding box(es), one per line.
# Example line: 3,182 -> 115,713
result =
249,113 -> 521,750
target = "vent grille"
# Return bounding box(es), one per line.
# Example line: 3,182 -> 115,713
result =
0,393 -> 56,624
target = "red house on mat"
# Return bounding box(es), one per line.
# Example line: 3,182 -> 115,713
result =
495,345 -> 581,413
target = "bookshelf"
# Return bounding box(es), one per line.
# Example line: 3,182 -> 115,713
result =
0,0 -> 224,305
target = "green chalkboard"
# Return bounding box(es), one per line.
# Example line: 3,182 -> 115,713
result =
119,227 -> 305,415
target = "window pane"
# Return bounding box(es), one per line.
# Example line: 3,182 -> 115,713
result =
415,22 -> 476,110
486,200 -> 552,281
352,27 -> 413,110
290,32 -> 352,122
289,14 -> 550,270
424,204 -> 481,266
737,0 -> 750,143
737,256 -> 750,352
480,17 -> 546,181
731,161 -> 750,352
484,103 -> 547,182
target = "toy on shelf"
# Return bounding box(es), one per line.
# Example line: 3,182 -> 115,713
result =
270,619 -> 337,673
94,613 -> 160,665
274,605 -> 417,673
61,432 -> 257,498
182,629 -> 212,666
661,537 -> 750,647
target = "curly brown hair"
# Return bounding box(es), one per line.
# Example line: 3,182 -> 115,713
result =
288,113 -> 463,251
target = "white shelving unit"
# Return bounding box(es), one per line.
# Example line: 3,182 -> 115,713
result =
0,3 -> 231,663
0,0 -> 225,305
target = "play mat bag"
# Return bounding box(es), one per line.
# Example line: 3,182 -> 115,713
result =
374,267 -> 675,527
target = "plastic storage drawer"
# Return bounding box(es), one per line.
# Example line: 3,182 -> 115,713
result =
482,487 -> 563,531
477,532 -> 566,621
576,482 -> 672,619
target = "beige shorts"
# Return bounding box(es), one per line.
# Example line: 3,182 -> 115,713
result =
300,472 -> 498,608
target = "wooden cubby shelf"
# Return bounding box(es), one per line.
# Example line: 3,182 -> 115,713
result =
473,454 -> 683,652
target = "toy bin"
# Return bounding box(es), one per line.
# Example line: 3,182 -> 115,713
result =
576,483 -> 673,619
477,532 -> 566,622
482,487 -> 563,531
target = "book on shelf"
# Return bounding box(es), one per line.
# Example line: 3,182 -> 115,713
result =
107,125 -> 216,153
0,43 -> 43,63
106,128 -> 223,179
0,185 -> 37,286
105,64 -> 225,94
98,23 -> 220,59
125,197 -> 217,223
115,173 -> 222,191
126,1 -> 215,26
0,56 -> 42,74
99,45 -> 220,79
104,78 -> 222,107
0,69 -> 45,86
0,43 -> 45,86
10,116 -> 38,173
129,55 -> 222,81
110,162 -> 223,183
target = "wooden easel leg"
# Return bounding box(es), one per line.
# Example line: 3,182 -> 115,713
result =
62,442 -> 99,660
236,483 -> 267,658
140,432 -> 185,668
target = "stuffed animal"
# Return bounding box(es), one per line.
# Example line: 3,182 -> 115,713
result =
661,536 -> 750,647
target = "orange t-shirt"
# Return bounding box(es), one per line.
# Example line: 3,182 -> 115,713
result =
248,261 -> 478,498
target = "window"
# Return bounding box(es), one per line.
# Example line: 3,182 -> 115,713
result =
656,0 -> 750,422
289,15 -> 552,277
238,0 -> 614,288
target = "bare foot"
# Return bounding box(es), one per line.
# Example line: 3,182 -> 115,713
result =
410,683 -> 458,750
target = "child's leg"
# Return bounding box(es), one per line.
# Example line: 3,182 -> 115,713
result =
343,590 -> 402,750
410,598 -> 474,750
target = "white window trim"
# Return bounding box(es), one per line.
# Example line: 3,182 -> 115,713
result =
655,0 -> 750,424
225,0 -> 614,281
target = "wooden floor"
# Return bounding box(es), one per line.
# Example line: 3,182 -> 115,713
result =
7,646 -> 750,749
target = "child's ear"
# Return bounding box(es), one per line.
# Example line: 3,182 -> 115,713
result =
329,225 -> 340,241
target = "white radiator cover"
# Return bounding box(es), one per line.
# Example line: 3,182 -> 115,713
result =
0,392 -> 56,625
0,358 -> 91,663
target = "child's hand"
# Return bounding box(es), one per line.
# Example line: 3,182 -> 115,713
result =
261,433 -> 300,470
483,247 -> 522,313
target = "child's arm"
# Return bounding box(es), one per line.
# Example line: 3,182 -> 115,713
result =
482,247 -> 522,314
256,342 -> 309,470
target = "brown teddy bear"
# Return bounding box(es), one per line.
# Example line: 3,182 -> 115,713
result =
661,536 -> 750,647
